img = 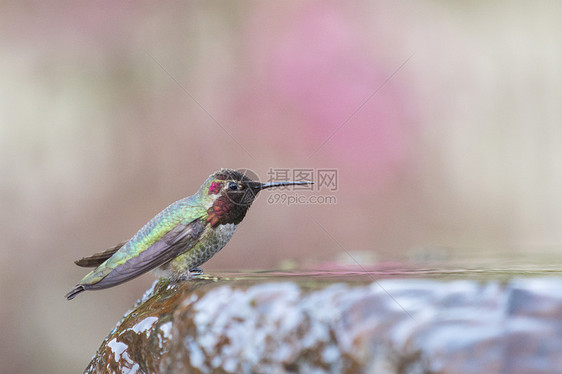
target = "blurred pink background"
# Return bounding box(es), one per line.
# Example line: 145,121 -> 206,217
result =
1,1 -> 561,372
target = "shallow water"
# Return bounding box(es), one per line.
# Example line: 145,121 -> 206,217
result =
211,258 -> 562,283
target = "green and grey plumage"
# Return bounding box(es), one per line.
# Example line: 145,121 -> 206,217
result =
65,169 -> 312,300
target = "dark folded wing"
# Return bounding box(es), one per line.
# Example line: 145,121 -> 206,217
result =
85,219 -> 206,291
74,242 -> 127,267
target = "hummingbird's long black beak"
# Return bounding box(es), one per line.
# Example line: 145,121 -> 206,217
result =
253,181 -> 313,191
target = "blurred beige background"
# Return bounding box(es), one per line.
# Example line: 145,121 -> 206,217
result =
1,1 -> 561,373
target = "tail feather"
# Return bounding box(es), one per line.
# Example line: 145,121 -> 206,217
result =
65,285 -> 85,300
74,242 -> 126,267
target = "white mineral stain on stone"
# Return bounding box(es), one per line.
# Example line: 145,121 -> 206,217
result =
188,282 -> 353,373
131,316 -> 159,334
107,338 -> 128,363
159,321 -> 172,339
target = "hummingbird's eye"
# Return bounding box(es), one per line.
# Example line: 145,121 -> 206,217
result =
228,182 -> 239,191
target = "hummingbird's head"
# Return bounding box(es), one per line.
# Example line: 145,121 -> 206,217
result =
202,169 -> 312,227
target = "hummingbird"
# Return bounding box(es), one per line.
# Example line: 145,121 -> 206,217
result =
65,169 -> 312,300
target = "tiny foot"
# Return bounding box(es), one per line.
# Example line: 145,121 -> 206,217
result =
174,274 -> 190,282
172,268 -> 204,282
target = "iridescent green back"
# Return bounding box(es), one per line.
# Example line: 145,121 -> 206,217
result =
79,194 -> 208,285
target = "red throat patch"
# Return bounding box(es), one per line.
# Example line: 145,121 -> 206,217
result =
207,197 -> 230,227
